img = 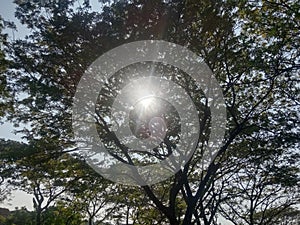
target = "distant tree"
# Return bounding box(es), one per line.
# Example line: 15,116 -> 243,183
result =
0,138 -> 83,225
0,205 -> 84,225
2,207 -> 35,225
215,1 -> 300,224
218,150 -> 299,225
273,207 -> 300,225
42,204 -> 84,225
61,159 -> 116,225
0,139 -> 29,203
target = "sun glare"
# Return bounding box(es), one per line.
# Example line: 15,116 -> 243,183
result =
140,96 -> 155,109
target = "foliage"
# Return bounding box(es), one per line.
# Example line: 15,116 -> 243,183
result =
0,207 -> 35,225
0,205 -> 84,225
0,0 -> 299,224
0,139 -> 30,202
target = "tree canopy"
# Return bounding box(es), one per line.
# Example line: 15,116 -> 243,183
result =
0,0 -> 299,224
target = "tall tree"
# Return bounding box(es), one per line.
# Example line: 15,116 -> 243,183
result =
2,0 -> 299,224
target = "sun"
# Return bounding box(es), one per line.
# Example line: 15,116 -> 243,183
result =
132,96 -> 159,120
139,96 -> 156,110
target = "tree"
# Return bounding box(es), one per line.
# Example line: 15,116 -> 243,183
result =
218,150 -> 299,225
42,204 -> 84,225
216,1 -> 300,224
0,16 -> 13,118
0,139 -> 29,203
0,138 -> 84,225
62,159 -> 117,225
18,152 -> 89,225
274,207 -> 300,225
5,1 -> 234,223
2,0 -> 299,224
0,205 -> 84,225
0,15 -> 17,203
0,207 -> 35,225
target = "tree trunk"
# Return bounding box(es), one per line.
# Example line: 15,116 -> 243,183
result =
88,217 -> 93,225
36,208 -> 42,225
182,207 -> 194,225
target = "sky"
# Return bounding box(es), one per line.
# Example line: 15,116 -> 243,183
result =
0,1 -> 234,224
